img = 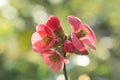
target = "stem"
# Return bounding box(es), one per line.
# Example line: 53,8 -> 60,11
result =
63,52 -> 68,80
63,63 -> 68,80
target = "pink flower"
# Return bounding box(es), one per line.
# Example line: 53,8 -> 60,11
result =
31,24 -> 56,53
46,16 -> 60,31
64,40 -> 75,53
68,16 -> 96,54
46,16 -> 66,42
41,50 -> 69,73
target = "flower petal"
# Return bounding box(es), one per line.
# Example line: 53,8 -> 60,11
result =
31,32 -> 42,45
32,46 -> 41,52
41,50 -> 53,66
64,40 -> 75,53
32,23 -> 56,53
63,58 -> 69,64
68,16 -> 82,32
41,50 -> 68,73
51,50 -> 69,73
56,50 -> 69,64
80,48 -> 89,55
36,24 -> 53,36
71,32 -> 85,51
82,24 -> 96,42
36,24 -> 45,32
82,38 -> 96,50
46,16 -> 60,31
33,40 -> 47,52
51,61 -> 63,73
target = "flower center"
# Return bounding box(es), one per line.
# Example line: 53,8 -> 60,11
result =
50,53 -> 61,62
76,29 -> 89,38
42,36 -> 52,44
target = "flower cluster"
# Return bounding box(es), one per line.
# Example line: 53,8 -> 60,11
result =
31,16 -> 96,73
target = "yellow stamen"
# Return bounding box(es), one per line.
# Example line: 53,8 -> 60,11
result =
42,36 -> 52,44
50,53 -> 61,62
76,29 -> 89,38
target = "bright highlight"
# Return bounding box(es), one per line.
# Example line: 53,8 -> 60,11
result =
75,55 -> 90,67
56,74 -> 65,80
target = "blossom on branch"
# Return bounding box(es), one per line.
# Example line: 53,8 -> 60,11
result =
31,15 -> 96,73
41,50 -> 69,73
46,16 -> 61,31
31,24 -> 56,53
64,40 -> 75,53
68,16 -> 96,55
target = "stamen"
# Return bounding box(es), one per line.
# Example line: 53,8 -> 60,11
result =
50,53 -> 61,62
76,29 -> 89,38
42,36 -> 52,44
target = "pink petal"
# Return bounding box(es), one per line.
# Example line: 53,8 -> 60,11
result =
36,24 -> 48,37
62,58 -> 69,64
36,24 -> 53,36
68,16 -> 82,32
80,48 -> 89,55
46,31 -> 56,51
34,40 -> 46,48
55,50 -> 69,64
32,46 -> 41,52
64,40 -> 75,53
82,38 -> 96,50
71,32 -> 85,51
51,61 -> 63,73
32,24 -> 56,53
31,32 -> 42,45
41,36 -> 55,52
82,24 -> 96,42
44,25 -> 53,36
36,24 -> 46,32
32,33 -> 55,53
50,50 -> 69,73
46,16 -> 60,31
40,25 -> 56,51
33,40 -> 47,52
41,50 -> 68,73
38,31 -> 47,37
41,51 -> 53,66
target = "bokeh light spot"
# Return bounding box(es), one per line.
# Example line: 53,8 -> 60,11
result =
0,0 -> 9,8
56,74 -> 65,80
78,74 -> 91,80
75,55 -> 90,67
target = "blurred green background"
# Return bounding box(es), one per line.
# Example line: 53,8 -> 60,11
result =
0,0 -> 120,80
